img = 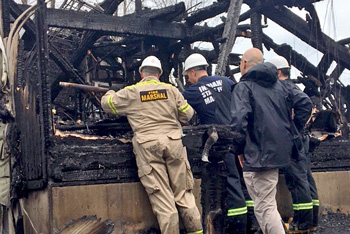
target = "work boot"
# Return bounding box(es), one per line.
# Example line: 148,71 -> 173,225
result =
247,207 -> 259,234
310,206 -> 319,232
287,222 -> 310,234
251,228 -> 263,234
206,208 -> 223,234
224,214 -> 247,234
252,228 -> 263,234
281,219 -> 288,234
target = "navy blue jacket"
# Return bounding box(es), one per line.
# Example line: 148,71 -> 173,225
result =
230,62 -> 312,171
183,76 -> 235,124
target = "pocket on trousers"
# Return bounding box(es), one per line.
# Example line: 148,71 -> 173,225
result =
292,135 -> 305,161
138,164 -> 160,195
185,160 -> 194,190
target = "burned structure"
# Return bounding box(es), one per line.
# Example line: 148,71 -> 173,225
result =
0,0 -> 350,233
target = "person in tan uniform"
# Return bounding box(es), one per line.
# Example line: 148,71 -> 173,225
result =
101,55 -> 203,234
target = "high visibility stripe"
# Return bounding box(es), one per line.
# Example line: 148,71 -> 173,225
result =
246,200 -> 254,207
107,95 -> 118,115
292,202 -> 313,210
312,199 -> 320,206
187,229 -> 203,234
178,103 -> 190,113
126,80 -> 172,89
227,206 -> 248,216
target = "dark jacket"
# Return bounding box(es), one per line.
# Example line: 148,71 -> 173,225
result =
281,80 -> 314,162
183,76 -> 235,124
230,62 -> 312,171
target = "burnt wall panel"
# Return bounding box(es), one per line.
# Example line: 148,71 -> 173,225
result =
14,40 -> 45,190
49,136 -> 137,183
310,139 -> 350,171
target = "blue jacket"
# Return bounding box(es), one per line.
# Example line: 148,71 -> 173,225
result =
183,76 -> 235,124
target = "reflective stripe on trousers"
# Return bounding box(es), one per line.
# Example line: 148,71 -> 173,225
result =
187,230 -> 203,234
292,202 -> 313,210
227,206 -> 248,216
246,200 -> 254,208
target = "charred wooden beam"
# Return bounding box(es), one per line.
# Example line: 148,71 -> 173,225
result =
244,0 -> 323,8
69,0 -> 123,68
51,0 -> 122,101
184,0 -> 230,25
179,49 -> 241,66
187,23 -> 250,45
258,4 -> 350,71
215,0 -> 243,76
11,2 -> 83,84
35,0 -> 50,188
141,2 -> 185,21
338,37 -> 350,45
56,122 -> 130,131
135,0 -> 141,14
48,41 -> 85,84
263,34 -> 319,77
45,8 -> 196,39
0,0 -> 11,37
49,42 -> 102,108
10,1 -> 100,106
330,65 -> 345,82
92,40 -> 139,59
263,37 -> 348,115
250,11 -> 263,51
184,0 -> 322,27
317,53 -> 334,83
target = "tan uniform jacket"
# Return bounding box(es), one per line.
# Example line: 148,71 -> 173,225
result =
101,76 -> 193,142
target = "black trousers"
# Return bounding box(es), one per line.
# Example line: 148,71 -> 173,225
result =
223,153 -> 258,234
304,137 -> 319,227
283,151 -> 313,230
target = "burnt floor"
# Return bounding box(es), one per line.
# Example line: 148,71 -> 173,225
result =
140,213 -> 350,234
314,213 -> 350,234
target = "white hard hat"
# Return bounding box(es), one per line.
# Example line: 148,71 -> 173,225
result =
267,56 -> 290,69
183,53 -> 209,75
139,56 -> 163,75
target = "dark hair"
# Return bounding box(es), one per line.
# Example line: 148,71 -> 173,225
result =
280,68 -> 290,78
192,66 -> 207,71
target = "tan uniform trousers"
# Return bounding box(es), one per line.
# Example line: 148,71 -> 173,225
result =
133,135 -> 202,234
243,169 -> 285,234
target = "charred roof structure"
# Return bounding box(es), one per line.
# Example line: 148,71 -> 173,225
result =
0,0 -> 350,232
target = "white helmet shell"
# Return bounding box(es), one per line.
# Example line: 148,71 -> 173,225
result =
268,56 -> 290,69
139,56 -> 163,75
183,53 -> 209,75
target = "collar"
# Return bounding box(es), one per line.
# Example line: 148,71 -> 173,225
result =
140,76 -> 160,83
196,75 -> 208,83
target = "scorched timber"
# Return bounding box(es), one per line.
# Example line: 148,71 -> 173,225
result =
258,4 -> 350,71
46,8 -> 190,39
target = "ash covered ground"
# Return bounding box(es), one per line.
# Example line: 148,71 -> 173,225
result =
314,213 -> 350,234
